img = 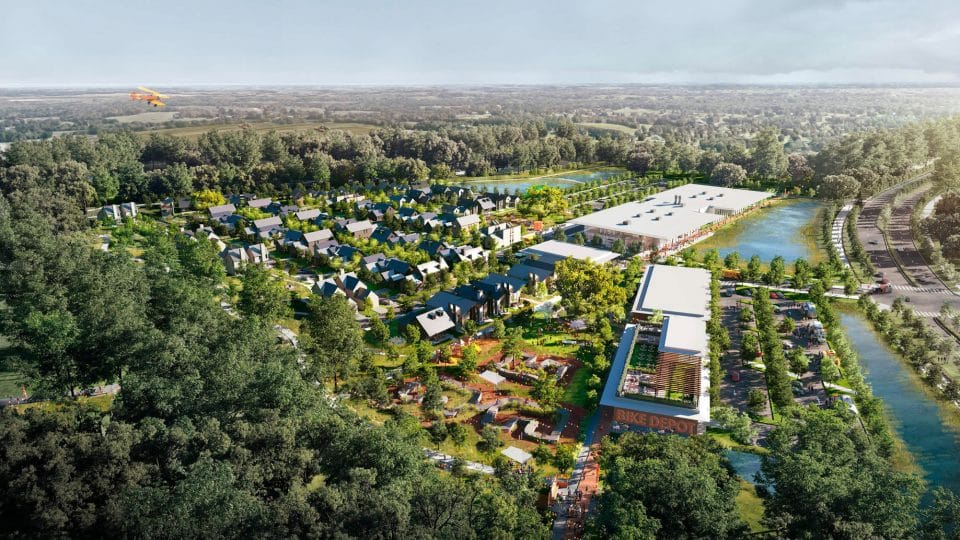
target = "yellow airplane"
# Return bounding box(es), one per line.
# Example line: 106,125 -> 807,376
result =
129,86 -> 169,107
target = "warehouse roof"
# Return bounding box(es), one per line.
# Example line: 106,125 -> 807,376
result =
659,315 -> 708,356
570,184 -> 770,241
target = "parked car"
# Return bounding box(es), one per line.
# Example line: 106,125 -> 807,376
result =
730,370 -> 741,382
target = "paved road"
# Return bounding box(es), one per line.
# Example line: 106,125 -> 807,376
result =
856,176 -> 959,324
551,412 -> 600,540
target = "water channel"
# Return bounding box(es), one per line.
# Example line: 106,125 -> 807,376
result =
711,196 -> 960,498
840,313 -> 960,498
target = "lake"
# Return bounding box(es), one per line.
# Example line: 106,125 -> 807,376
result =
694,199 -> 823,263
841,312 -> 960,500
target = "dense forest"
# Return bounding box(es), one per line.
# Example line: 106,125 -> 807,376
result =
2,111 -> 958,211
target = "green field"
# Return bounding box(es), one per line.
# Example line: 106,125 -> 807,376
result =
575,122 -> 638,136
137,121 -> 379,140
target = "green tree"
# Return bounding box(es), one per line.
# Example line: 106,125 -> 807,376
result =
747,389 -> 767,416
303,295 -> 364,392
500,327 -> 526,359
793,258 -> 811,288
750,127 -> 787,179
458,344 -> 479,379
447,422 -> 468,447
428,421 -> 448,449
757,407 -> 923,538
745,255 -> 763,282
237,264 -> 291,323
765,255 -> 785,285
531,371 -> 562,408
710,162 -> 747,187
554,257 -> 627,321
553,444 -> 577,474
404,323 -> 421,345
789,347 -> 810,376
492,319 -> 506,339
724,251 -> 742,271
369,317 -> 389,344
590,433 -> 747,539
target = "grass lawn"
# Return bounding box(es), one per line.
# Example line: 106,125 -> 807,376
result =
562,366 -> 592,407
736,480 -> 765,532
0,371 -> 24,397
575,123 -> 637,136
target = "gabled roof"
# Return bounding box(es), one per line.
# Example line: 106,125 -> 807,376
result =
295,208 -> 322,221
248,197 -> 272,208
477,273 -> 526,293
345,219 -> 375,233
507,263 -> 553,283
302,229 -> 333,243
426,291 -> 478,313
208,203 -> 236,217
370,227 -> 395,244
253,216 -> 283,230
455,214 -> 481,228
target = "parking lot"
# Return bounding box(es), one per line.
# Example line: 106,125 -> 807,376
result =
718,287 -> 831,421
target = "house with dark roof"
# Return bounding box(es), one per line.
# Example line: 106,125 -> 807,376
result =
397,207 -> 420,222
445,245 -> 488,265
476,273 -> 526,311
312,270 -> 379,311
425,291 -> 480,329
374,258 -> 412,283
395,232 -> 421,246
330,244 -> 361,263
419,240 -> 455,259
507,262 -> 554,286
370,227 -> 397,245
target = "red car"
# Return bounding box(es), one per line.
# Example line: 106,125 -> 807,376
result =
731,370 -> 741,382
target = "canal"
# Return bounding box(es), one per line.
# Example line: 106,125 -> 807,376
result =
694,199 -> 823,263
840,312 -> 960,499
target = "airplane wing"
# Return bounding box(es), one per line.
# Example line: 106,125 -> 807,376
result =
151,100 -> 167,108
138,86 -> 170,98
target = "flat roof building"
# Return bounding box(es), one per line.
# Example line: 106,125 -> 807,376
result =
570,184 -> 771,253
599,264 -> 713,435
519,239 -> 620,265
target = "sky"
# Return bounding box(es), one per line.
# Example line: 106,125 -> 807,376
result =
2,0 -> 960,87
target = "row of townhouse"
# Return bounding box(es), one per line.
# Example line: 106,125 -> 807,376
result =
416,272 -> 527,339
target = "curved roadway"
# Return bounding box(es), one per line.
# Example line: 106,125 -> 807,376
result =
856,174 -> 958,320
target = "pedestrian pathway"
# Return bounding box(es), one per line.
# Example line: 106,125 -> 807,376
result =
551,411 -> 600,540
832,203 -> 853,268
890,284 -> 953,295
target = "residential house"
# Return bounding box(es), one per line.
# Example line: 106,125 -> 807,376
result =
451,285 -> 490,321
312,270 -> 380,311
425,291 -> 480,329
441,204 -> 472,216
414,258 -> 449,282
476,273 -> 526,311
295,208 -> 322,222
245,243 -> 270,265
362,253 -> 387,271
208,203 -> 237,220
374,258 -> 412,283
221,247 -> 248,276
483,223 -> 523,248
246,216 -> 284,239
184,225 -> 227,252
344,219 -> 376,239
446,244 -> 488,265
370,227 -> 398,245
120,202 -> 138,219
247,197 -> 272,210
420,240 -> 455,259
453,214 -> 481,234
507,261 -> 554,286
395,232 -> 421,246
397,207 -> 420,223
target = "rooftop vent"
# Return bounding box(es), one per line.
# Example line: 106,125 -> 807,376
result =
717,193 -> 724,197
647,209 -> 655,213
700,191 -> 707,195
665,212 -> 673,216
651,216 -> 660,221
620,219 -> 631,226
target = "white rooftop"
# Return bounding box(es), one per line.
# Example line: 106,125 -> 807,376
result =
501,446 -> 533,464
479,370 -> 506,386
633,264 -> 711,318
658,315 -> 708,356
570,184 -> 771,242
520,240 -> 619,264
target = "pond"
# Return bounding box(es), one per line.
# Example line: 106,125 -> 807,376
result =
694,199 -> 823,263
841,312 -> 960,500
461,169 -> 626,194
725,449 -> 763,485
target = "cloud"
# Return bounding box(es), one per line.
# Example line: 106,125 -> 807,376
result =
2,0 -> 960,85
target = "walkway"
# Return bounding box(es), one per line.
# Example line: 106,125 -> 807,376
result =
831,203 -> 854,268
551,411 -> 601,540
